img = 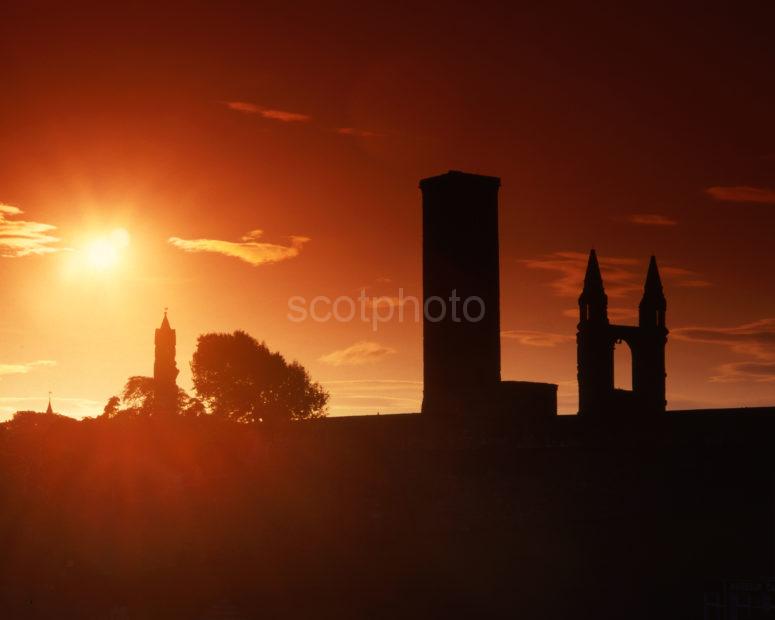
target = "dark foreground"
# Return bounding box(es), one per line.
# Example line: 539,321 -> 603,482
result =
1,411 -> 774,619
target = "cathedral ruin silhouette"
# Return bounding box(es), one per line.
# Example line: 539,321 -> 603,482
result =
419,170 -> 671,422
149,169 -> 769,425
148,171 -> 672,422
288,170 -> 775,618
577,250 -> 667,418
7,170 -> 775,620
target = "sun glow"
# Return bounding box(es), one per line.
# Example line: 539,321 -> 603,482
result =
82,228 -> 131,271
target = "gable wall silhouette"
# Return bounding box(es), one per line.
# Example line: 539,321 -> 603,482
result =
577,251 -> 668,418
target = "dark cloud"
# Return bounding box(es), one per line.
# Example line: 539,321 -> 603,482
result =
706,186 -> 775,205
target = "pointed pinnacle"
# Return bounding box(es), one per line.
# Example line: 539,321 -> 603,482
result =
582,249 -> 605,295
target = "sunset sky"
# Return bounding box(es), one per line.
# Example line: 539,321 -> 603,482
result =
2,2 -> 775,419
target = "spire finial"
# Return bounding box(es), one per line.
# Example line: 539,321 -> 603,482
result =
578,249 -> 608,323
639,255 -> 666,327
581,249 -> 605,295
643,255 -> 664,298
160,308 -> 172,330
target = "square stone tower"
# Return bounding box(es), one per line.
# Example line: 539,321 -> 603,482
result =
420,170 -> 502,416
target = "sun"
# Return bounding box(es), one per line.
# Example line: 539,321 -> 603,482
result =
83,228 -> 131,271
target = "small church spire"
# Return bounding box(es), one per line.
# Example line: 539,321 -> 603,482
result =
46,391 -> 53,415
154,309 -> 179,415
160,307 -> 171,330
579,249 -> 608,323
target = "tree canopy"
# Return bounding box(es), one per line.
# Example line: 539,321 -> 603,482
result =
101,375 -> 204,419
191,330 -> 328,423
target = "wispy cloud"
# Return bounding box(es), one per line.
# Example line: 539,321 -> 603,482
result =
319,341 -> 397,366
0,204 -> 61,257
336,127 -> 383,138
658,266 -> 711,288
711,361 -> 775,383
501,329 -> 574,347
168,229 -> 309,266
523,252 -> 642,298
224,101 -> 311,123
522,251 -> 709,300
672,319 -> 775,359
321,379 -> 421,415
706,186 -> 775,205
0,359 -> 57,377
673,319 -> 775,382
562,307 -> 638,321
323,379 -> 421,389
626,213 -> 678,227
223,101 -> 387,140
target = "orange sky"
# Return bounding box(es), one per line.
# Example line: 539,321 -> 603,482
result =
2,2 -> 775,419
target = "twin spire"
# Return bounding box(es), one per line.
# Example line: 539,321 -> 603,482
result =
579,250 -> 665,326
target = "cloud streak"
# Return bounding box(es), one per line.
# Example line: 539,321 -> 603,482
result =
168,229 -> 309,266
522,251 -> 709,300
501,329 -> 574,347
319,341 -> 396,366
336,127 -> 383,138
0,360 -> 57,377
561,307 -> 638,321
672,319 -> 775,358
224,101 -> 311,123
321,379 -> 421,415
706,186 -> 775,205
223,102 -> 386,140
627,213 -> 678,227
711,361 -> 775,383
673,319 -> 775,382
0,204 -> 61,257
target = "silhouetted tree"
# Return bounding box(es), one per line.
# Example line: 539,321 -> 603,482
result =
191,331 -> 329,423
6,410 -> 78,432
101,376 -> 204,419
121,375 -> 156,415
102,395 -> 121,418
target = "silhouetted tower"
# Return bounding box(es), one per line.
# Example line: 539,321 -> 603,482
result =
45,392 -> 54,415
635,256 -> 667,412
154,310 -> 179,415
577,251 -> 668,417
577,250 -> 614,415
420,170 -> 501,416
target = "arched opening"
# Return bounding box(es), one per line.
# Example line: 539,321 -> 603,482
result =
614,341 -> 633,391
